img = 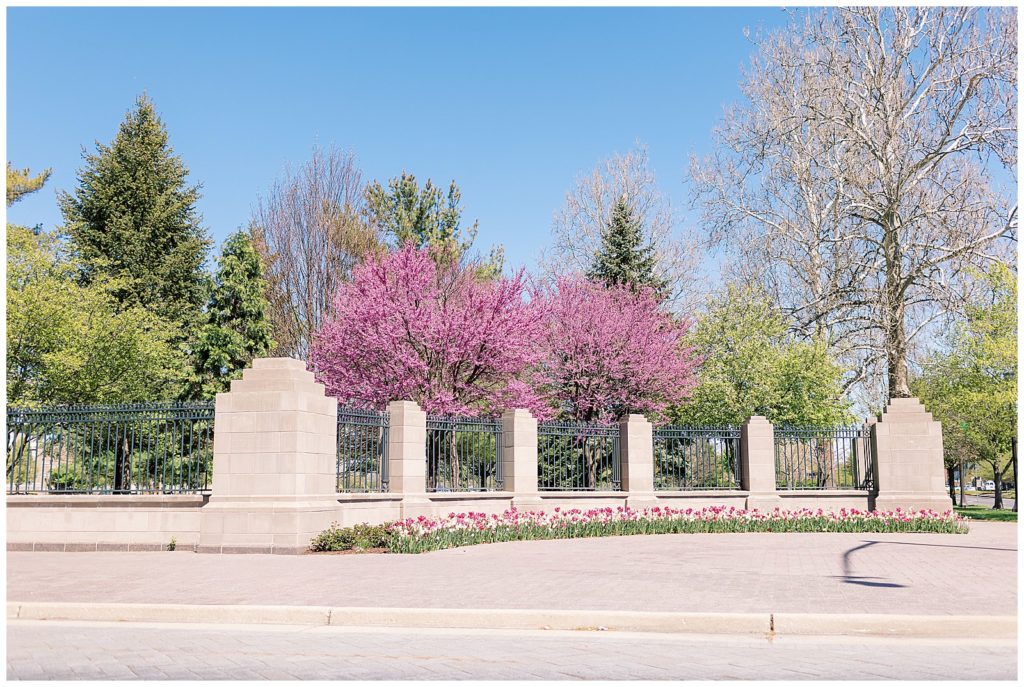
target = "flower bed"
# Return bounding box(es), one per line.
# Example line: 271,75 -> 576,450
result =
383,506 -> 967,554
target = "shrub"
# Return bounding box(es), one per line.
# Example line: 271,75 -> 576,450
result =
309,522 -> 389,552
47,470 -> 91,492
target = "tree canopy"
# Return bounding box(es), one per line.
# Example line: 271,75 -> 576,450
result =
7,162 -> 52,206
691,7 -> 1017,404
587,196 -> 667,297
7,225 -> 184,406
672,284 -> 853,427
310,244 -> 545,416
58,94 -> 211,331
185,231 -> 274,399
912,262 -> 1017,507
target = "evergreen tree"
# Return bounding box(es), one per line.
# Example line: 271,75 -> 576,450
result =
587,196 -> 666,296
185,231 -> 274,399
7,162 -> 52,206
58,94 -> 211,330
364,171 -> 503,275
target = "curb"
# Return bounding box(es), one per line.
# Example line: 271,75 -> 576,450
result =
7,602 -> 1016,640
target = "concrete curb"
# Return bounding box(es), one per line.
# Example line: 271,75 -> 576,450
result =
7,602 -> 1016,640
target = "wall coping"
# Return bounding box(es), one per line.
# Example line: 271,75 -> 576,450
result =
777,490 -> 871,498
653,490 -> 750,498
426,492 -> 514,501
536,491 -> 628,499
335,493 -> 404,503
6,494 -> 208,508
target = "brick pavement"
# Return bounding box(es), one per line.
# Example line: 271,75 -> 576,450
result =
5,620 -> 1016,680
6,523 -> 1016,616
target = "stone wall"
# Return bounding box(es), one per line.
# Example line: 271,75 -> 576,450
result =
6,358 -> 951,553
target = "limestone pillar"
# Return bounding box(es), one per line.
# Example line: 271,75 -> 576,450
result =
387,400 -> 430,517
871,397 -> 952,512
198,358 -> 339,554
502,409 -> 542,510
741,415 -> 782,511
620,414 -> 658,510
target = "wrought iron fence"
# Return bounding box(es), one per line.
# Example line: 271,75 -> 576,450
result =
426,415 -> 503,492
337,408 -> 389,493
537,421 -> 620,491
6,402 -> 214,495
653,425 -> 742,490
774,425 -> 874,490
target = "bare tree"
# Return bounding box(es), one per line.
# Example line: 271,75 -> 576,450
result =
690,7 -> 1017,404
250,146 -> 383,359
541,144 -> 701,312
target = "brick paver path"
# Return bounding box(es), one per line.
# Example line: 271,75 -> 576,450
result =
7,523 -> 1016,615
6,620 -> 1017,680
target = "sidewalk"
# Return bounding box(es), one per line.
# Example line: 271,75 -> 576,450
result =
7,523 -> 1016,617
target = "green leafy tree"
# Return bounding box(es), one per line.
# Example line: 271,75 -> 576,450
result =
364,171 -> 502,275
6,162 -> 52,206
58,94 -> 211,333
587,196 -> 666,297
7,225 -> 184,406
912,262 -> 1017,509
672,284 -> 853,427
185,231 -> 274,399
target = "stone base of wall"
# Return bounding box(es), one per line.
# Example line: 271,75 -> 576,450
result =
873,492 -> 956,513
6,495 -> 206,552
7,489 -> 883,552
778,491 -> 873,511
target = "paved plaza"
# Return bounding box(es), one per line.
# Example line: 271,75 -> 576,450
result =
6,523 -> 1017,680
6,620 -> 1017,680
7,523 -> 1017,614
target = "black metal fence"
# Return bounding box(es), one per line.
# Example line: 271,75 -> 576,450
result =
653,425 -> 742,490
6,403 -> 215,494
337,408 -> 389,493
426,415 -> 503,492
774,426 -> 873,490
537,421 -> 620,491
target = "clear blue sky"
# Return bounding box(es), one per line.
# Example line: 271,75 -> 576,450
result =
7,6 -> 788,272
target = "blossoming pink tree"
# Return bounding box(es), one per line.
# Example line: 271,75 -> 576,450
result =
540,277 -> 700,424
310,244 -> 548,417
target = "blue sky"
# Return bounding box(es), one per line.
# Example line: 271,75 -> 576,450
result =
7,6 -> 788,273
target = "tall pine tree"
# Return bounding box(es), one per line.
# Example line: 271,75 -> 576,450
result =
587,196 -> 666,297
59,94 -> 211,330
364,171 -> 503,276
185,231 -> 274,399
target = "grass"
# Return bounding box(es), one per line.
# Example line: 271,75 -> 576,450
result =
954,506 -> 1017,522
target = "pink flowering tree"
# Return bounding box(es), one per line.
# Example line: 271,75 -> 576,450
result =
540,276 -> 700,422
536,277 -> 700,488
310,243 -> 548,417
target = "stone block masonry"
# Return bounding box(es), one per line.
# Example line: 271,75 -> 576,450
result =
197,358 -> 340,554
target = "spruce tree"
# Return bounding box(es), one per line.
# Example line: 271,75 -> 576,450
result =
58,94 -> 211,329
587,196 -> 666,297
185,231 -> 274,399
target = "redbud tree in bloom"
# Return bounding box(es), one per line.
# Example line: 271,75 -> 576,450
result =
310,244 -> 548,417
540,277 -> 700,424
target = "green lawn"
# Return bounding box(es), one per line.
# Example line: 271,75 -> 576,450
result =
955,506 -> 1017,522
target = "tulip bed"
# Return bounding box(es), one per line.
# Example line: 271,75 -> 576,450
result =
381,505 -> 968,554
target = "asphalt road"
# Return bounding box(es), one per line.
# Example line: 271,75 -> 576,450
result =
960,494 -> 1016,510
6,621 -> 1017,680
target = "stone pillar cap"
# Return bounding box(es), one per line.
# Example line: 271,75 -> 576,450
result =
252,357 -> 307,371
